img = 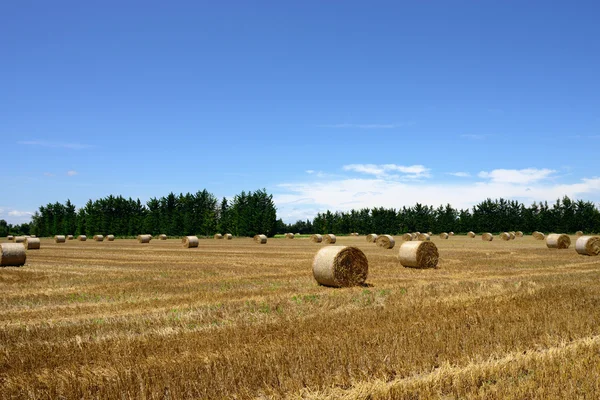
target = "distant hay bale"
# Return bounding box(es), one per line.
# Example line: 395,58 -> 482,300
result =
449,232 -> 454,236
54,235 -> 66,243
575,236 -> 600,256
439,233 -> 449,239
467,231 -> 476,238
398,241 -> 439,269
417,233 -> 430,241
93,235 -> 104,242
106,235 -> 115,241
24,237 -> 40,250
376,234 -> 395,249
67,235 -> 74,240
254,234 -> 267,244
159,234 -> 167,240
516,231 -> 524,237
30,235 -> 36,238
214,234 -> 224,240
295,233 -> 301,236
532,231 -> 545,240
77,235 -> 87,241
312,246 -> 368,287
285,233 -> 294,239
14,236 -> 25,243
366,234 -> 378,243
137,234 -> 152,243
310,234 -> 323,243
182,236 -> 199,248
427,232 -> 433,236
509,232 -> 516,240
499,232 -> 510,241
7,235 -> 14,241
401,233 -> 413,241
224,233 -> 233,240
411,233 -> 418,240
546,233 -> 571,249
0,243 -> 26,266
482,233 -> 493,241
576,231 -> 584,237
323,234 -> 337,244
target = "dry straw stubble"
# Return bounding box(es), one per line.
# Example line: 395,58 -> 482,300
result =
375,234 -> 395,249
323,234 -> 337,244
254,234 -> 267,244
312,246 -> 368,287
24,237 -> 40,250
546,233 -> 571,249
398,240 -> 439,269
0,243 -> 26,266
182,236 -> 199,248
575,236 -> 600,256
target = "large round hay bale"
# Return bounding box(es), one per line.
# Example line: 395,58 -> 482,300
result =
0,243 -> 26,266
7,235 -> 14,241
499,232 -> 510,241
310,234 -> 323,243
93,235 -> 104,242
576,231 -> 584,237
254,234 -> 267,244
182,236 -> 199,248
546,233 -> 571,249
516,231 -> 524,237
376,234 -> 395,249
54,235 -> 66,243
401,233 -> 413,241
575,236 -> 600,256
417,233 -> 430,241
14,236 -> 25,243
137,234 -> 151,243
24,237 -> 40,250
77,235 -> 87,241
398,241 -> 439,269
366,234 -> 378,243
224,233 -> 233,240
285,233 -> 294,239
67,235 -> 74,240
312,246 -> 368,288
159,234 -> 167,240
439,233 -> 449,239
106,235 -> 115,241
323,234 -> 337,244
214,233 -> 223,240
482,233 -> 493,241
467,231 -> 476,238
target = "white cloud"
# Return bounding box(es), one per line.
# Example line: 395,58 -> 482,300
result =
447,172 -> 471,178
8,210 -> 33,217
67,170 -> 78,176
343,164 -> 431,179
478,168 -> 555,184
305,170 -> 315,174
18,140 -> 92,150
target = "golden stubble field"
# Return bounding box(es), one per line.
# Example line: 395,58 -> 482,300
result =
1,235 -> 600,399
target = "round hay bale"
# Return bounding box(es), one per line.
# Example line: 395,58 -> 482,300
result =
54,235 -> 66,243
532,231 -> 545,240
366,234 -> 378,243
254,234 -> 267,244
516,231 -> 524,237
0,243 -> 26,266
576,231 -> 584,237
137,234 -> 151,243
417,233 -> 430,241
467,231 -> 476,238
285,233 -> 294,239
323,234 -> 337,244
482,233 -> 493,241
449,232 -> 455,236
24,237 -> 40,250
159,234 -> 167,240
427,232 -> 433,236
77,235 -> 87,241
499,232 -> 510,241
376,234 -> 395,249
575,236 -> 600,256
398,241 -> 439,269
182,236 -> 199,248
401,233 -> 413,241
7,235 -> 14,241
439,233 -> 449,239
312,246 -> 368,288
310,234 -> 323,243
106,235 -> 115,241
93,235 -> 104,242
224,233 -> 233,240
509,232 -> 516,240
214,233 -> 224,240
546,233 -> 571,249
295,233 -> 301,236
14,236 -> 25,243
67,235 -> 74,240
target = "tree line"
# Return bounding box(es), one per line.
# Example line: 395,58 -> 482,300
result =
280,196 -> 600,235
25,189 -> 277,238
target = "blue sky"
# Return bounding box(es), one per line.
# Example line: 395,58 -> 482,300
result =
2,1 -> 599,224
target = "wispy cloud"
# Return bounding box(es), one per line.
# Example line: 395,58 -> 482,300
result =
318,123 -> 410,129
447,172 -> 471,178
8,210 -> 33,217
478,168 -> 555,184
67,170 -> 78,176
18,140 -> 92,150
43,172 -> 55,177
343,163 -> 431,179
460,134 -> 493,140
305,170 -> 315,174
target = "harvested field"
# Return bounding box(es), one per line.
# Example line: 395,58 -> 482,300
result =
1,235 -> 600,399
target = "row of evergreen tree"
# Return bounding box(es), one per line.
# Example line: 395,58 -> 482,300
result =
280,196 -> 600,235
26,189 -> 277,237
